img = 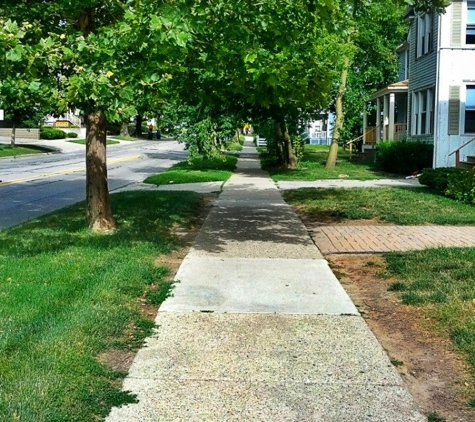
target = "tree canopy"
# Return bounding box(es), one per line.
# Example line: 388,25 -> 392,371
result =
0,0 -> 450,229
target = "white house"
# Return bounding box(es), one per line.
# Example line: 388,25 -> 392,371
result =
363,1 -> 475,168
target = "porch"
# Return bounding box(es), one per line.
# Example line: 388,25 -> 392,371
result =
363,80 -> 409,148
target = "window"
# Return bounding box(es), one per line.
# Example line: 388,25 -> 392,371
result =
412,89 -> 434,135
467,2 -> 475,44
465,86 -> 475,132
416,13 -> 432,57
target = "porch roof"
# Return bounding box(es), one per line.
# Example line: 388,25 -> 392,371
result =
369,80 -> 409,101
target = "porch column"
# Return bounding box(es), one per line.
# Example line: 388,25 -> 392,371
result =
383,95 -> 389,140
376,97 -> 381,142
363,106 -> 368,145
389,92 -> 395,140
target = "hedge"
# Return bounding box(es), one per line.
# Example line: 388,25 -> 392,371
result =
40,128 -> 67,140
446,168 -> 475,205
418,167 -> 466,193
374,140 -> 433,175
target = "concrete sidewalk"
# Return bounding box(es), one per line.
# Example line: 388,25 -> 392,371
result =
106,140 -> 425,421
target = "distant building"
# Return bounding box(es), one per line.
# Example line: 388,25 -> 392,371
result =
304,113 -> 335,145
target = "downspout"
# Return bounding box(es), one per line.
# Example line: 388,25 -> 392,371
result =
433,12 -> 442,168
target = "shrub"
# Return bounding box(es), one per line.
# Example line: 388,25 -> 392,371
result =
446,168 -> 475,204
374,140 -> 433,175
66,132 -> 78,138
419,167 -> 466,193
40,128 -> 66,140
69,124 -> 80,128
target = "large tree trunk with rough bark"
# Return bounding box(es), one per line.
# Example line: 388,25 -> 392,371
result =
326,54 -> 350,169
85,110 -> 116,232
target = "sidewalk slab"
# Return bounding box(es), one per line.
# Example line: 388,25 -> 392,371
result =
107,314 -> 423,422
107,379 -> 424,422
190,205 -> 321,259
161,257 -> 358,314
125,314 -> 394,383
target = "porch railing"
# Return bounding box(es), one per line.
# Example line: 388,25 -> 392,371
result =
365,124 -> 407,143
394,123 -> 407,140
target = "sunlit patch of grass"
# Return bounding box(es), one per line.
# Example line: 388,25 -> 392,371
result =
283,187 -> 475,225
144,154 -> 237,185
0,190 -> 203,421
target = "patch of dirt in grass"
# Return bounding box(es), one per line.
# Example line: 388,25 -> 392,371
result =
99,192 -> 218,375
292,206 -> 385,226
329,254 -> 475,422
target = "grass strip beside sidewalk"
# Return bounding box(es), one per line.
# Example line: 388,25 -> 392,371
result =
144,154 -> 237,185
0,144 -> 53,158
0,190 -> 203,422
283,187 -> 475,225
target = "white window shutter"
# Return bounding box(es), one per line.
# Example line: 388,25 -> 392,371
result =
451,0 -> 463,47
448,86 -> 460,135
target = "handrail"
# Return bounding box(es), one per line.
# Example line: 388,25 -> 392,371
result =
345,133 -> 364,146
448,136 -> 475,156
448,136 -> 475,167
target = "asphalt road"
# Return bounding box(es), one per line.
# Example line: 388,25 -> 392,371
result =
0,139 -> 188,229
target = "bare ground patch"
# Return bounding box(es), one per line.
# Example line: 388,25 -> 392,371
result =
329,254 -> 475,422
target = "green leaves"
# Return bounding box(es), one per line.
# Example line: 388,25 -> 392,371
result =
6,45 -> 24,61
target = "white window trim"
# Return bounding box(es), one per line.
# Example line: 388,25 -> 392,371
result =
463,84 -> 475,134
416,13 -> 432,57
466,1 -> 475,45
412,88 -> 434,135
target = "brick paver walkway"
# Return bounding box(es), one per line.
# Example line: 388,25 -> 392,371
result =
310,225 -> 475,254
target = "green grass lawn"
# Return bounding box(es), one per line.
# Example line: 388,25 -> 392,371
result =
262,144 -> 392,181
144,154 -> 238,185
0,191 -> 203,421
283,187 -> 475,225
383,248 -> 475,407
0,144 -> 51,158
68,139 -> 120,145
226,142 -> 243,152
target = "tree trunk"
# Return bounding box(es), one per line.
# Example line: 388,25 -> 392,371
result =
283,126 -> 298,169
85,110 -> 116,232
274,119 -> 287,165
10,121 -> 16,148
135,115 -> 143,136
326,54 -> 350,169
120,122 -> 129,137
275,114 -> 298,169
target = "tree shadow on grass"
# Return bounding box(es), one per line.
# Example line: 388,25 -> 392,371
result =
0,190 -> 203,258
